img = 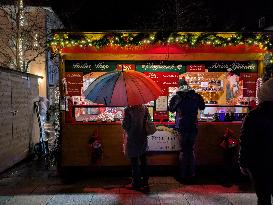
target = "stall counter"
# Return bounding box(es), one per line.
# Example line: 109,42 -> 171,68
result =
60,121 -> 242,168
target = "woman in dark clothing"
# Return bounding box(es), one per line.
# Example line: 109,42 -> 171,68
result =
122,104 -> 149,191
239,78 -> 273,205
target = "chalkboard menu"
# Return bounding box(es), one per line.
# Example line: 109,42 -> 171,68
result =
65,72 -> 83,96
240,73 -> 258,97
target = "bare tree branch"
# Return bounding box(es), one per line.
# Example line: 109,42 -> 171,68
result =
0,0 -> 63,71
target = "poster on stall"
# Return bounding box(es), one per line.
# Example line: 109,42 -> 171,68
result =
147,127 -> 181,151
186,64 -> 206,72
240,73 -> 258,97
155,96 -> 168,111
65,72 -> 83,96
144,72 -> 179,95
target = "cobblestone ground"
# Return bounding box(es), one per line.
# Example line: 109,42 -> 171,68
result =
0,158 -> 268,205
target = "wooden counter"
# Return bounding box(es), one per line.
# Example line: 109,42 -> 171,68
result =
196,122 -> 241,166
61,121 -> 242,168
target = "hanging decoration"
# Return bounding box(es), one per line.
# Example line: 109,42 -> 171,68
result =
219,128 -> 239,150
49,32 -> 273,63
50,32 -> 273,53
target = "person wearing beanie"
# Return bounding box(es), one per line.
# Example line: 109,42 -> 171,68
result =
239,78 -> 273,205
169,78 -> 205,184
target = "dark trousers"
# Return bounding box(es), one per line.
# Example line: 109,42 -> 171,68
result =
130,154 -> 149,187
249,168 -> 273,205
179,131 -> 197,179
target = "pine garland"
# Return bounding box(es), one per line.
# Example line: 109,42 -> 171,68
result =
49,32 -> 273,51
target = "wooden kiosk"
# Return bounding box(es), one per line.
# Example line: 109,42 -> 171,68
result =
51,32 -> 271,170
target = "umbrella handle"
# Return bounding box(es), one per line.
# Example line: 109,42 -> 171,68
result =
103,97 -> 107,106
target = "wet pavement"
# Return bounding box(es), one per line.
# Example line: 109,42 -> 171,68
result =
0,158 -> 264,205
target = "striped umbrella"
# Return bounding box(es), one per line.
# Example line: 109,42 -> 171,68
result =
83,70 -> 161,106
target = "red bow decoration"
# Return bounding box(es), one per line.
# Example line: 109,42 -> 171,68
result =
219,128 -> 239,149
88,128 -> 103,163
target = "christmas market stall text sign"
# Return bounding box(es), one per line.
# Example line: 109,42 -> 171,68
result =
240,73 -> 258,97
64,72 -> 83,96
144,72 -> 179,95
65,60 -> 116,73
116,64 -> 135,71
186,64 -> 206,72
136,63 -> 186,73
207,61 -> 257,73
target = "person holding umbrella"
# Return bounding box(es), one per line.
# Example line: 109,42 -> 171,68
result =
83,70 -> 161,191
122,104 -> 150,191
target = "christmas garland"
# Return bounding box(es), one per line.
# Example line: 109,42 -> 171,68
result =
50,32 -> 273,52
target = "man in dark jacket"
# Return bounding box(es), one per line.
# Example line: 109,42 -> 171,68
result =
239,78 -> 273,205
169,79 -> 205,182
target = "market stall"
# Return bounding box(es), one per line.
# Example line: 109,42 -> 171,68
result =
51,32 -> 272,169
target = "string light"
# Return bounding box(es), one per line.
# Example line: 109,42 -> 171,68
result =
49,32 -> 273,59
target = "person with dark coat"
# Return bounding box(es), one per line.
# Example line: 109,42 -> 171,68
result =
239,78 -> 273,205
122,104 -> 149,191
169,79 -> 205,182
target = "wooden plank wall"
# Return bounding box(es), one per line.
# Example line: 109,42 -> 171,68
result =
0,68 -> 39,173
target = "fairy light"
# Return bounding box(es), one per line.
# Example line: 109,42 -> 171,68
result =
19,0 -> 25,26
50,32 -> 273,56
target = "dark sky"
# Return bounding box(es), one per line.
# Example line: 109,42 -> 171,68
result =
49,0 -> 273,31
51,0 -> 158,30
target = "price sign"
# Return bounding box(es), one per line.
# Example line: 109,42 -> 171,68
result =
155,96 -> 168,111
240,73 -> 258,97
186,64 -> 205,72
65,72 -> 83,96
144,72 -> 179,95
116,64 -> 135,71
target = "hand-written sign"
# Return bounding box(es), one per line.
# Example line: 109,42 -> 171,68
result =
240,73 -> 258,97
65,60 -> 116,73
65,72 -> 83,96
186,64 -> 205,72
144,72 -> 179,95
155,96 -> 168,111
207,62 -> 257,73
136,64 -> 186,73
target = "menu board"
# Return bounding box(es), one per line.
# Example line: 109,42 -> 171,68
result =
65,72 -> 83,96
186,64 -> 205,72
240,73 -> 258,97
155,96 -> 168,111
144,72 -> 179,95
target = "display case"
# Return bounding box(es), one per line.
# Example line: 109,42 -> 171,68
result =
199,105 -> 250,122
72,105 -> 124,122
72,105 -> 155,123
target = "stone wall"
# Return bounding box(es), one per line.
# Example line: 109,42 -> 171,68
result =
0,67 -> 39,173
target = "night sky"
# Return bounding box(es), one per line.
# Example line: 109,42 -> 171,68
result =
49,0 -> 273,31
51,0 -> 158,30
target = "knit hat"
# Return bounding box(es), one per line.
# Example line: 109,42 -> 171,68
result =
178,78 -> 190,91
257,78 -> 273,103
